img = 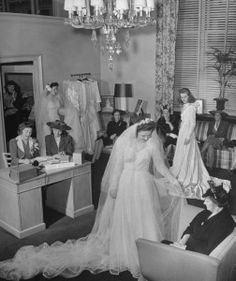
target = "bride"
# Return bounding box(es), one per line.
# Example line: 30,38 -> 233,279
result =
0,119 -> 183,280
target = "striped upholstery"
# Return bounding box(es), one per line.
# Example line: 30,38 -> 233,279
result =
195,121 -> 209,142
227,123 -> 236,140
196,120 -> 236,170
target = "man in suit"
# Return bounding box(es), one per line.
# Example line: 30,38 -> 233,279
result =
45,120 -> 74,157
201,111 -> 229,170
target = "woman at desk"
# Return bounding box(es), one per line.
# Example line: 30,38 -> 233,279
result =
9,121 -> 40,166
45,120 -> 74,157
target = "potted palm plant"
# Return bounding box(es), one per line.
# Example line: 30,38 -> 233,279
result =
207,47 -> 236,110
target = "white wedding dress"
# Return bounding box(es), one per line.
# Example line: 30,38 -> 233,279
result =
0,125 -> 182,280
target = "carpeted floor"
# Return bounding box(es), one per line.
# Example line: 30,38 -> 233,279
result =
0,208 -> 137,281
0,161 -> 235,281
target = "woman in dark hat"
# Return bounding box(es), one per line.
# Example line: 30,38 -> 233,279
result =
45,120 -> 74,157
169,180 -> 235,255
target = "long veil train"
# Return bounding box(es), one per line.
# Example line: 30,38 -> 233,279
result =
0,124 -> 183,280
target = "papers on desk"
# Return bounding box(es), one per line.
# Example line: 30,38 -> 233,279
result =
44,162 -> 75,172
34,156 -> 54,163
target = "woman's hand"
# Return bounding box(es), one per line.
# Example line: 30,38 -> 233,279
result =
110,188 -> 118,199
110,134 -> 117,140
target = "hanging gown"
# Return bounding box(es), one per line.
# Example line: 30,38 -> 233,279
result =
84,80 -> 101,152
62,81 -> 85,152
0,125 -> 182,280
38,93 -> 62,155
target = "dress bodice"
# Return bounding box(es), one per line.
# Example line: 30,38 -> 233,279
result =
123,141 -> 151,172
47,96 -> 61,121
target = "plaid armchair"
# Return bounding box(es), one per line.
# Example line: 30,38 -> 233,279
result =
195,121 -> 236,170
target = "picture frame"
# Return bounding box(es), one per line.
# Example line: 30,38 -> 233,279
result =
134,99 -> 144,115
195,99 -> 203,114
101,95 -> 114,112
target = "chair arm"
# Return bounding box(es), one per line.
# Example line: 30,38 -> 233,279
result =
136,238 -> 219,281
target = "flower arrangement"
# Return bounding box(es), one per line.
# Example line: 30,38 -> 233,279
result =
31,140 -> 40,154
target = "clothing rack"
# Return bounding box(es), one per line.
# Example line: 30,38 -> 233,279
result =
70,73 -> 91,79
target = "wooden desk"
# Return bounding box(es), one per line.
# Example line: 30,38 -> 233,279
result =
0,162 -> 93,238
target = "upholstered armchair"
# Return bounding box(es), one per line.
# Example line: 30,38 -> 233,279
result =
136,228 -> 236,281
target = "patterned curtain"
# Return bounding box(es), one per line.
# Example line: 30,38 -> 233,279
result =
155,0 -> 179,120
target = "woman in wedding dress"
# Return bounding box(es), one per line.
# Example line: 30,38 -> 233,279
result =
0,119 -> 183,280
38,82 -> 62,154
170,88 -> 212,198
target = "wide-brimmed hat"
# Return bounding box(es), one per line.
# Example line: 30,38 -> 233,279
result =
203,180 -> 230,207
47,120 -> 71,131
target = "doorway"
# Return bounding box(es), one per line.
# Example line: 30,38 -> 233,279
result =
0,55 -> 43,167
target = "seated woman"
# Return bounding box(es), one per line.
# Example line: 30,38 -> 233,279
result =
163,180 -> 235,255
156,105 -> 179,148
9,121 -> 40,166
92,109 -> 127,162
45,120 -> 74,157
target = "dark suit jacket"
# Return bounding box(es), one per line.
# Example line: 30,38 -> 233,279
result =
45,134 -> 74,156
183,209 -> 235,255
207,120 -> 229,139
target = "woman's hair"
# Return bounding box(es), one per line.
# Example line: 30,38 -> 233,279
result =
50,82 -> 59,88
136,120 -> 156,135
179,88 -> 196,103
18,121 -> 33,135
5,80 -> 21,95
50,128 -> 68,136
111,109 -> 123,122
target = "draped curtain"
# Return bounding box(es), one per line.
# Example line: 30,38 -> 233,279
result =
155,0 -> 179,120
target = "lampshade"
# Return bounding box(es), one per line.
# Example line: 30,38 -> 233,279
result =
114,83 -> 133,98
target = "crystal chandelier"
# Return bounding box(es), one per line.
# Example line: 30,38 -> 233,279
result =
64,0 -> 157,69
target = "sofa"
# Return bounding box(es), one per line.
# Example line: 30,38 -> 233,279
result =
195,119 -> 236,170
136,203 -> 236,281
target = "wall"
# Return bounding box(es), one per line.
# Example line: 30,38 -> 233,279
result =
0,13 -> 100,167
100,26 -> 156,117
0,13 -> 101,83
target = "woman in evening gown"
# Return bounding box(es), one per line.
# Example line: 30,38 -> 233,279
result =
170,88 -> 230,199
0,119 -> 183,280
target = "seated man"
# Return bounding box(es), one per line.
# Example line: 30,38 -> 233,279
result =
163,180 -> 235,255
201,111 -> 229,170
45,120 -> 74,157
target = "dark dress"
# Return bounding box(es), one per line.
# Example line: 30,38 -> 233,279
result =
182,209 -> 235,255
156,115 -> 179,147
103,120 -> 127,146
4,92 -> 24,142
45,134 -> 74,156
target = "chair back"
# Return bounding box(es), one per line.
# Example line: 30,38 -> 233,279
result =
2,152 -> 12,167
